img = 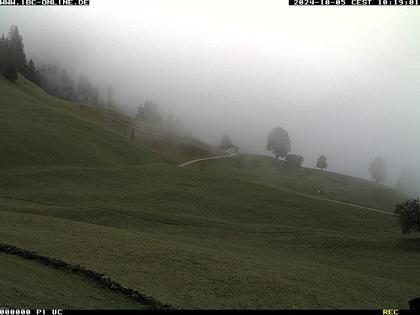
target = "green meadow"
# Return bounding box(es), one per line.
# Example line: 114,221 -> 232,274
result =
0,76 -> 418,309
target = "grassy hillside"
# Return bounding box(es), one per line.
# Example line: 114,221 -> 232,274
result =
11,75 -> 222,164
0,166 -> 418,309
188,154 -> 405,211
0,75 -> 159,170
0,76 -> 419,309
0,252 -> 147,309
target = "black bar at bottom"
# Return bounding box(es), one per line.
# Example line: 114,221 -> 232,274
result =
7,310 -> 418,314
289,0 -> 420,5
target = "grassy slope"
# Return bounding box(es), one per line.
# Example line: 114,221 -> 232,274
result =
14,75 -> 222,164
0,76 -> 419,309
189,153 -> 404,211
0,252 -> 146,309
0,76 -> 159,170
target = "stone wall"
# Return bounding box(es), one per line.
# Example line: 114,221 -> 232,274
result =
0,243 -> 171,310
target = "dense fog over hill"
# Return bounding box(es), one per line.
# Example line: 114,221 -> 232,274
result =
1,1 -> 419,191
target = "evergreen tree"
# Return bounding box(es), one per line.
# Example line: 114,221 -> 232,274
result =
219,135 -> 238,152
0,25 -> 104,106
4,62 -> 18,82
7,25 -> 26,73
136,100 -> 163,125
25,59 -> 40,84
0,34 -> 7,73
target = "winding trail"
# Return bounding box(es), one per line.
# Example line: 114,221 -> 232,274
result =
179,153 -> 396,217
27,96 -> 397,218
94,110 -> 394,218
178,153 -> 237,167
289,191 -> 395,216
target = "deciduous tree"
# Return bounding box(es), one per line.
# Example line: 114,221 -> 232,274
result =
266,126 -> 291,159
394,199 -> 420,234
317,155 -> 328,171
286,154 -> 304,167
369,157 -> 386,184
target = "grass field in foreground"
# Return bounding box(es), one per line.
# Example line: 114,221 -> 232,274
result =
0,75 -> 419,309
0,252 -> 147,309
0,164 -> 418,309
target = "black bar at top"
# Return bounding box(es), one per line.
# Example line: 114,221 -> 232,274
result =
0,0 -> 89,5
289,0 -> 420,5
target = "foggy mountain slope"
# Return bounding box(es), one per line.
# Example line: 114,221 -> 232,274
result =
189,154 -> 405,212
0,75 -> 159,169
10,75 -> 222,164
1,1 -> 420,310
0,74 -> 419,309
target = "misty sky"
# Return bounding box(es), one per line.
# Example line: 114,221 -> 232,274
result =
1,1 -> 420,187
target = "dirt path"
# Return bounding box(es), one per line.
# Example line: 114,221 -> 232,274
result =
178,153 -> 237,167
288,190 -> 395,216
179,153 -> 396,217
